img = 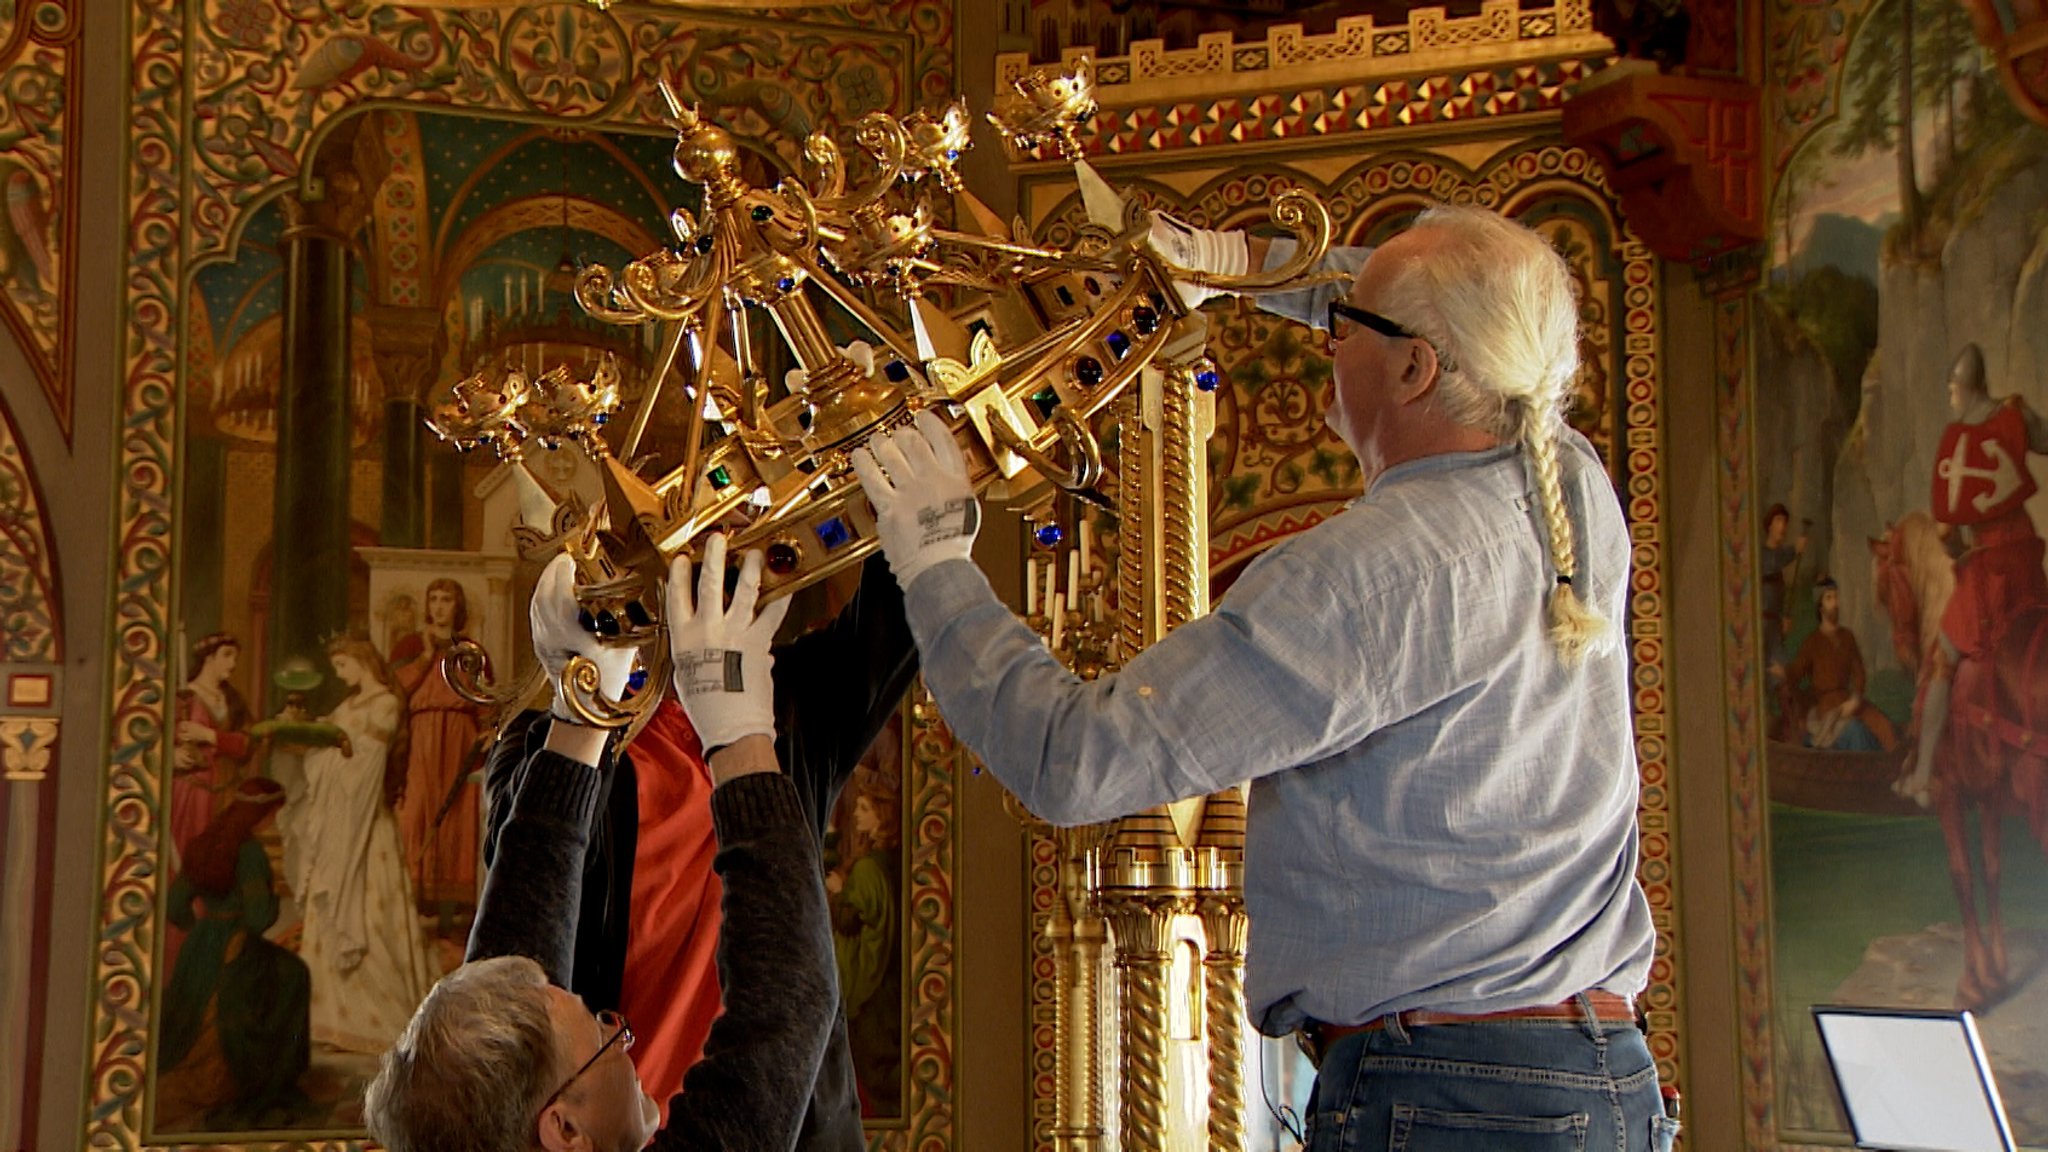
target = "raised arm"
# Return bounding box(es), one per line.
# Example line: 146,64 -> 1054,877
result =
650,534 -> 845,1149
656,740 -> 836,1151
773,553 -> 921,830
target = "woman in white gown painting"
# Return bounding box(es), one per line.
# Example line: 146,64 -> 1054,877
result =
285,635 -> 437,1053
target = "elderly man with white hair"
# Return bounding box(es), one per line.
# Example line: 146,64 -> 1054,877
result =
852,205 -> 1672,1151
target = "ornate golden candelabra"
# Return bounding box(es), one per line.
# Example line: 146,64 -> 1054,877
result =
426,59 -> 1332,733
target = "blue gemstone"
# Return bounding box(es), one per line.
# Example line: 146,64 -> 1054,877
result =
1074,356 -> 1104,387
884,360 -> 910,382
777,276 -> 796,292
1195,369 -> 1220,392
592,412 -> 608,425
695,234 -> 715,253
1132,305 -> 1158,335
945,148 -> 960,160
593,609 -> 622,638
627,668 -> 649,693
1106,331 -> 1130,359
1034,524 -> 1064,548
814,516 -> 853,550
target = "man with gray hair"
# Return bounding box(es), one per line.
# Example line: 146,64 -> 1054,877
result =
365,536 -> 836,1152
851,205 -> 1670,1150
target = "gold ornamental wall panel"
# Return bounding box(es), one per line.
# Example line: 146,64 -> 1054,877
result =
1005,20 -> 1680,1148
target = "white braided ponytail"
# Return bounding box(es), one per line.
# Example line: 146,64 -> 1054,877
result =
1376,204 -> 1608,665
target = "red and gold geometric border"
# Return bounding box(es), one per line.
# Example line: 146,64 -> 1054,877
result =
1713,288 -> 1780,1149
900,689 -> 960,1151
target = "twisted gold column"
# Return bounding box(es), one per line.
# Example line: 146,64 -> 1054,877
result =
1052,825 -> 1108,1151
1099,894 -> 1182,1152
1055,916 -> 1109,1151
1156,366 -> 1207,629
1199,895 -> 1250,1152
1115,392 -> 1145,662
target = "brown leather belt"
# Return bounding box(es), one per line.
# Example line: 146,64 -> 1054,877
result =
1295,991 -> 1639,1069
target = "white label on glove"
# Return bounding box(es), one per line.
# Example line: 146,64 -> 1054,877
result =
917,499 -> 979,547
677,649 -> 745,694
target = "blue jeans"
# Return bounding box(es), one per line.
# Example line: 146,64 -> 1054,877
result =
1303,998 -> 1680,1152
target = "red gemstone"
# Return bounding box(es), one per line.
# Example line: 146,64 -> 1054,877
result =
765,542 -> 801,575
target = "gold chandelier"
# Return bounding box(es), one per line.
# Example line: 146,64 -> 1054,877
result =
427,58 -> 1336,729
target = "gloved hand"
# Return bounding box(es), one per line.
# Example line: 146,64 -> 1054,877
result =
666,532 -> 792,750
848,409 -> 980,591
1147,211 -> 1248,308
530,551 -> 639,721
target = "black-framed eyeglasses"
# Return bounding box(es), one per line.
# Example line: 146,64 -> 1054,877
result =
537,1009 -> 634,1120
1327,298 -> 1420,342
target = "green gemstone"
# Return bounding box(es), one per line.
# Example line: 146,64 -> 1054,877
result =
750,205 -> 773,222
1030,387 -> 1060,417
708,465 -> 732,489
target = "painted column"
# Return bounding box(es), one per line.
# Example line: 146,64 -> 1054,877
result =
269,206 -> 353,702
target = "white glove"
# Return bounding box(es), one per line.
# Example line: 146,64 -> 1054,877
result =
1147,211 -> 1248,308
531,552 -> 640,721
666,533 -> 792,750
848,409 -> 980,590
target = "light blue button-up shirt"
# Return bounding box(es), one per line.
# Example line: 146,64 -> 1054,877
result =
900,242 -> 1655,1036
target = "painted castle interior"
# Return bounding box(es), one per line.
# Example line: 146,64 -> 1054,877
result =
3,0 -> 2048,1148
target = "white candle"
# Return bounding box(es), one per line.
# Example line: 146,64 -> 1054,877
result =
1079,518 -> 1094,578
1026,558 -> 1039,615
1068,548 -> 1081,598
1050,592 -> 1065,650
503,274 -> 512,314
520,274 -> 530,314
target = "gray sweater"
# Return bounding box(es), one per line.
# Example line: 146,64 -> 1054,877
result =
467,749 -> 839,1152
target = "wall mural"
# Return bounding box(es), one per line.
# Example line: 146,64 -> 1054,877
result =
0,0 -> 80,438
96,1 -> 958,1148
1749,0 -> 2048,1142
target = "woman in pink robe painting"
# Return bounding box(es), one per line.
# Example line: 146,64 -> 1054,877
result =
395,577 -> 482,928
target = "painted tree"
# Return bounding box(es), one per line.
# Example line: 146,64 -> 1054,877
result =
1833,0 -> 1984,249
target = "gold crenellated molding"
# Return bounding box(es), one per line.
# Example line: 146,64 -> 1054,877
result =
998,0 -> 1612,111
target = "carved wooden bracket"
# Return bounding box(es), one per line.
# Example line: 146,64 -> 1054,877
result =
1561,63 -> 1763,265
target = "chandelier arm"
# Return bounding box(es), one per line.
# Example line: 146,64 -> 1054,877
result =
801,131 -> 848,202
1147,190 -> 1340,295
802,268 -> 923,367
575,264 -> 655,325
924,228 -> 1121,272
808,113 -> 906,212
987,406 -> 1108,504
622,320 -> 692,462
620,254 -> 719,322
558,651 -> 655,729
674,288 -> 727,516
767,181 -> 827,259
